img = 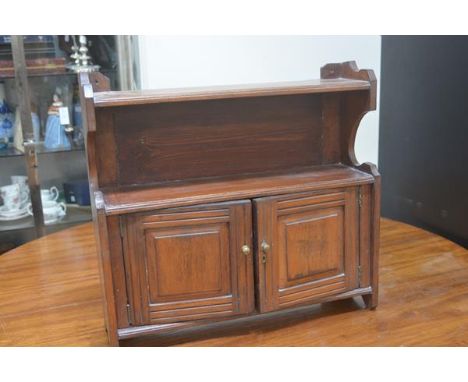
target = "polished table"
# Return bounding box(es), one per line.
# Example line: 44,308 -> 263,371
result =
1,218 -> 467,346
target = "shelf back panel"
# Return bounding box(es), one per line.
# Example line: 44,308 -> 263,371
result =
95,93 -> 341,187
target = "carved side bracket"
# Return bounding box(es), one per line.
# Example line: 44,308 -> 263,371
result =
321,61 -> 378,168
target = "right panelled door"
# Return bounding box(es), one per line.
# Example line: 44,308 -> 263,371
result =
254,188 -> 359,312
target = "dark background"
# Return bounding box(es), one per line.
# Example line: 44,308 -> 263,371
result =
379,35 -> 468,248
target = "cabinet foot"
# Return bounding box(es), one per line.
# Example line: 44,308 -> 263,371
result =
362,293 -> 378,310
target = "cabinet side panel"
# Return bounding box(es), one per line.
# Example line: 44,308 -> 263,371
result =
358,163 -> 380,308
107,216 -> 130,328
359,184 -> 372,288
370,171 -> 381,307
94,211 -> 119,345
80,74 -> 120,344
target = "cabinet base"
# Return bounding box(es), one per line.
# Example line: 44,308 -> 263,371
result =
117,286 -> 374,344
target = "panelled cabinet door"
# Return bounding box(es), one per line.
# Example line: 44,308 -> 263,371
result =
123,200 -> 254,326
254,188 -> 359,312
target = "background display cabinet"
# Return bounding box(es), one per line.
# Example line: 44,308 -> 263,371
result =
0,35 -> 139,253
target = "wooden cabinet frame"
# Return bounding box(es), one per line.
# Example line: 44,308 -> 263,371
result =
79,61 -> 380,345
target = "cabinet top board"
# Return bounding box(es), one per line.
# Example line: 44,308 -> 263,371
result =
92,78 -> 370,108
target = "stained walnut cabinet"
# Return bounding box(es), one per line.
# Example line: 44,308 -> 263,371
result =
80,61 -> 380,345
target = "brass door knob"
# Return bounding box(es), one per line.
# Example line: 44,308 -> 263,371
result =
241,244 -> 251,256
261,240 -> 270,253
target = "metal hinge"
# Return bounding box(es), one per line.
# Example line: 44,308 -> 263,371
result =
358,189 -> 362,208
126,304 -> 132,324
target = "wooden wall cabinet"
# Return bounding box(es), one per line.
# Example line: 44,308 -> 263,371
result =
79,61 -> 380,346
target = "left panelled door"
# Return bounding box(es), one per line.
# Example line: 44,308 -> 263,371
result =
123,200 -> 254,326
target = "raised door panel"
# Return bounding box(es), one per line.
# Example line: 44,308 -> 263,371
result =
254,188 -> 359,312
279,206 -> 344,287
146,224 -> 230,302
123,201 -> 254,325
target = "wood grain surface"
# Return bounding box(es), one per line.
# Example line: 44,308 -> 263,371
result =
101,165 -> 373,215
0,218 -> 467,346
111,94 -> 325,184
93,78 -> 370,108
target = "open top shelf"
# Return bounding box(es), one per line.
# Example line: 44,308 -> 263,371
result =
82,61 -> 378,215
100,164 -> 374,215
93,78 -> 370,108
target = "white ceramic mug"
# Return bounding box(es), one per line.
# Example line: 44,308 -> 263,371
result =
0,184 -> 25,211
27,200 -> 66,223
41,186 -> 59,202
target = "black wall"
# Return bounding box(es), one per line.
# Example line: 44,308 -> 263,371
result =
379,36 -> 468,248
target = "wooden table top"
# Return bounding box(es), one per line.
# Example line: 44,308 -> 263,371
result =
1,218 -> 467,346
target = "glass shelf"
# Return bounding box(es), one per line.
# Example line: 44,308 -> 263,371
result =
0,70 -> 72,80
0,67 -> 116,81
0,147 -> 23,157
0,204 -> 92,233
0,215 -> 35,232
36,142 -> 84,155
0,142 -> 85,158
